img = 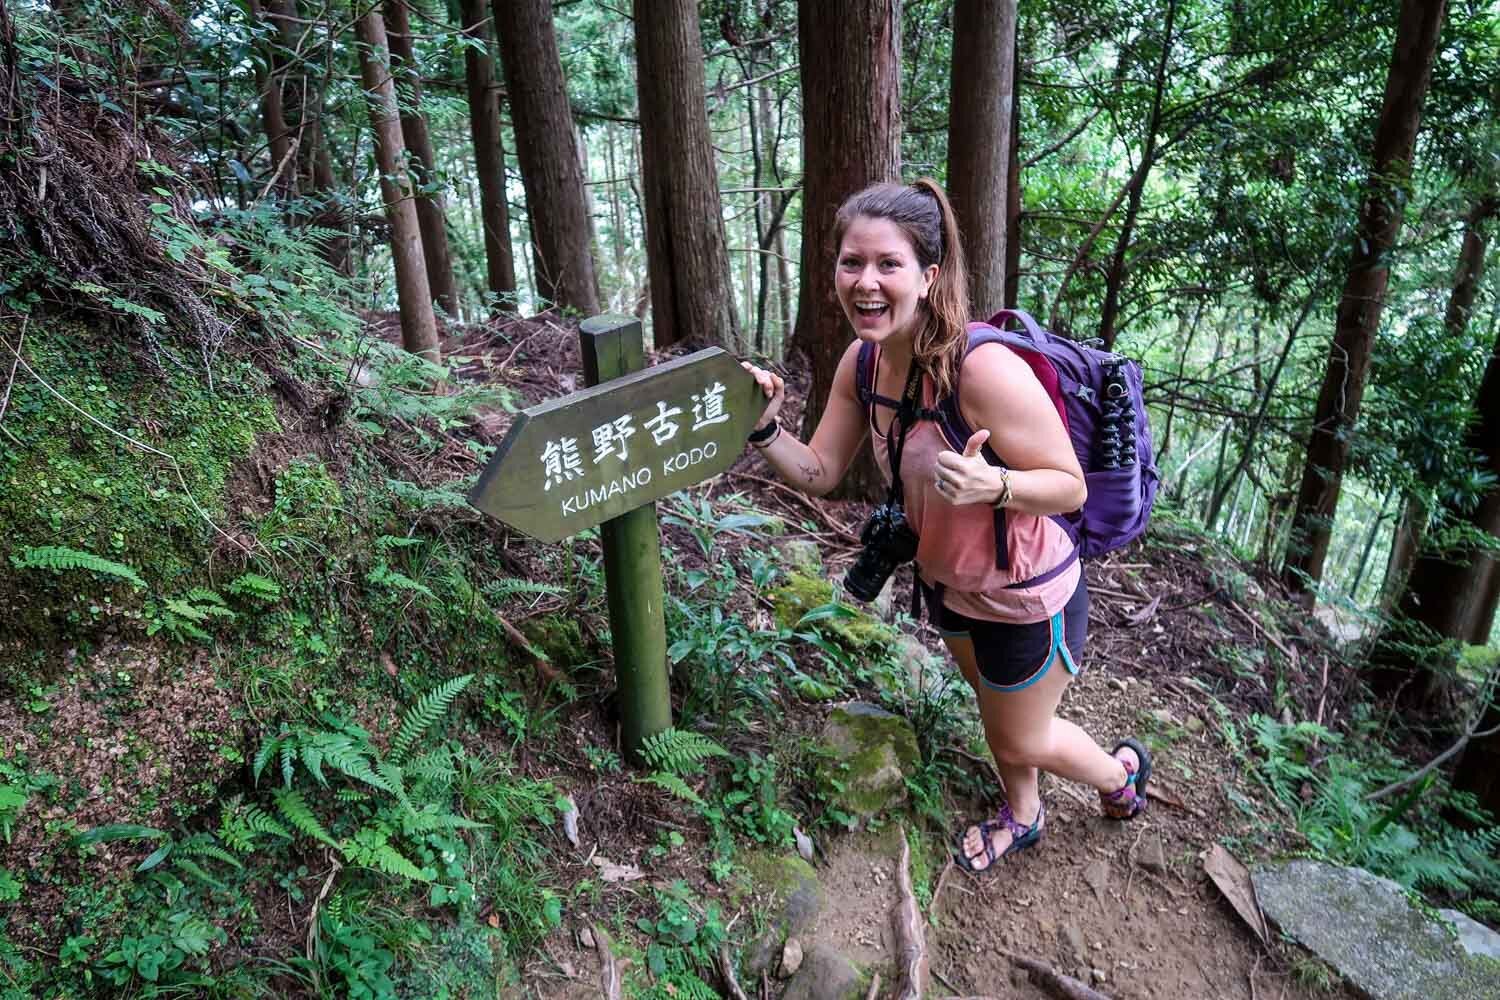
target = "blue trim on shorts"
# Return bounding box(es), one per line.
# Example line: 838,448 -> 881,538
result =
978,607 -> 1065,693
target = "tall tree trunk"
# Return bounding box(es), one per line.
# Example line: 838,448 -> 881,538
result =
460,0 -> 516,308
947,0 -> 1016,316
262,0 -> 348,272
1281,0 -> 1446,604
249,0 -> 293,198
1376,246 -> 1500,703
386,0 -> 459,318
1096,0 -> 1177,350
792,0 -> 901,501
492,0 -> 600,314
1381,195 -> 1499,608
356,9 -> 440,362
1452,688 -> 1500,822
1004,26 -> 1022,312
632,0 -> 739,350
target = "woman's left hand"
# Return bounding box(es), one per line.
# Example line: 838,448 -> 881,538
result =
933,430 -> 1001,505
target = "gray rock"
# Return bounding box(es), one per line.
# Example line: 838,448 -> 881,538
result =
816,702 -> 919,819
897,636 -> 936,688
872,577 -> 896,621
1253,860 -> 1499,1000
1184,715 -> 1205,734
780,943 -> 864,1000
1138,834 -> 1168,876
1438,909 -> 1500,962
779,937 -> 804,978
742,854 -> 824,976
780,539 -> 824,577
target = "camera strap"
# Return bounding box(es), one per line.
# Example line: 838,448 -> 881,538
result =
883,355 -> 924,508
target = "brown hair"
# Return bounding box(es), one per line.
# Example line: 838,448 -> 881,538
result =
833,177 -> 970,399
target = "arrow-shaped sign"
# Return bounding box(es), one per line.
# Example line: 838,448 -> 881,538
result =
469,347 -> 760,542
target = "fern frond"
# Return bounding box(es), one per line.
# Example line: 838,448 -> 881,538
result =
484,577 -> 568,601
389,674 -> 473,764
638,773 -> 705,807
640,729 -> 728,776
367,563 -> 436,600
175,833 -> 244,870
280,743 -> 295,788
273,788 -> 338,848
342,826 -> 429,881
375,760 -> 412,814
252,734 -> 281,786
226,572 -> 281,602
172,856 -> 228,892
405,748 -> 457,787
11,546 -> 146,589
184,588 -> 227,607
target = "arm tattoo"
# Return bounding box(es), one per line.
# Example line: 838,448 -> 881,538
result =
797,461 -> 822,484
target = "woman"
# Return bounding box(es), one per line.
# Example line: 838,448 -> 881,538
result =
742,179 -> 1150,871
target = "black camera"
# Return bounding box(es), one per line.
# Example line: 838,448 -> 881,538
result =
844,503 -> 920,602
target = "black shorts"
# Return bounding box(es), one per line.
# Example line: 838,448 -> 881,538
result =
925,578 -> 1088,691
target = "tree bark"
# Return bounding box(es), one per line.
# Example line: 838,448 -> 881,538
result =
261,0 -> 348,272
385,0 -> 459,318
632,0 -> 740,350
946,0 -> 1016,317
1004,26 -> 1022,312
1372,196 -> 1499,704
792,0 -> 901,501
460,0 -> 516,308
1381,195 -> 1500,607
1281,0 -> 1446,603
249,0 -> 294,198
1452,691 -> 1500,821
493,0 -> 600,315
356,9 -> 440,362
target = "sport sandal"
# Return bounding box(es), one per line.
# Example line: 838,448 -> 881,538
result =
953,801 -> 1045,872
1100,738 -> 1151,820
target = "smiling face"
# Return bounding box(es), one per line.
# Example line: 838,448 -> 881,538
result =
835,215 -> 939,349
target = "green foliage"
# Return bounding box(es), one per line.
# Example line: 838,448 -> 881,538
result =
640,728 -> 729,776
631,883 -> 727,998
1241,711 -> 1500,904
10,544 -> 147,588
225,572 -> 281,602
0,785 -> 26,844
390,674 -> 474,764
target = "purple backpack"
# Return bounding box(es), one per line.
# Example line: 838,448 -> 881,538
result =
855,308 -> 1158,576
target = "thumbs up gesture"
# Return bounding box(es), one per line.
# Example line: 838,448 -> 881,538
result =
933,430 -> 998,506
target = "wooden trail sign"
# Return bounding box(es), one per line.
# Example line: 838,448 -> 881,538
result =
469,315 -> 758,760
469,338 -> 758,542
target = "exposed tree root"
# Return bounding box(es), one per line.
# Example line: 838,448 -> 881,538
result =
719,942 -> 751,1000
589,922 -> 623,1000
1000,950 -> 1116,1000
891,832 -> 928,1000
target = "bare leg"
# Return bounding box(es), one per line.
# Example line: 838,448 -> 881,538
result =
945,634 -> 1134,865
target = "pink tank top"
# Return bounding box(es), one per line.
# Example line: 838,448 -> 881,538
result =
869,352 -> 1080,624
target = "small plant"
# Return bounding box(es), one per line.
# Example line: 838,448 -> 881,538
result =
637,728 -> 728,807
10,545 -> 145,589
146,587 -> 235,643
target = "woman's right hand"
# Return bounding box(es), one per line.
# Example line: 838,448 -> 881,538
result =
741,361 -> 785,429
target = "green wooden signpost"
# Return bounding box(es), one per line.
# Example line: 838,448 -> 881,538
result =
469,314 -> 759,759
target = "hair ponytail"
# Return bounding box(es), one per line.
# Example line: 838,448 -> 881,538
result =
833,177 -> 971,399
909,178 -> 969,400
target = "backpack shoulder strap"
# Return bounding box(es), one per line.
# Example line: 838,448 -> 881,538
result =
854,340 -> 910,417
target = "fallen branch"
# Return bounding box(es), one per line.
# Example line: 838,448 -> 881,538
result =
865,971 -> 881,1000
1365,717 -> 1500,802
892,833 -> 928,1000
1000,951 -> 1114,1000
1225,597 -> 1297,667
723,470 -> 858,541
483,599 -> 562,684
